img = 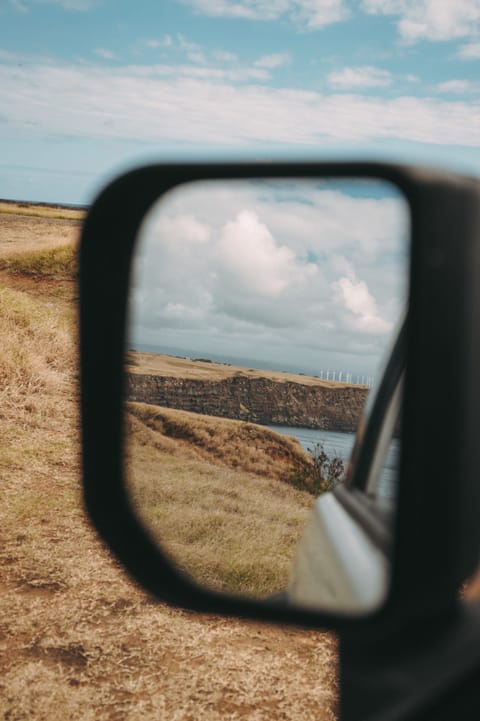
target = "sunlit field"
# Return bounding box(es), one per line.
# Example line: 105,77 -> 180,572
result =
0,203 -> 338,721
126,402 -> 315,597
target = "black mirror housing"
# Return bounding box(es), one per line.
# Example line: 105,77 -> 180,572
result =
79,161 -> 480,636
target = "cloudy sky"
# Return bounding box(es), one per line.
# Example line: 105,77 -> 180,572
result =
130,178 -> 408,377
2,0 -> 479,376
1,0 -> 480,204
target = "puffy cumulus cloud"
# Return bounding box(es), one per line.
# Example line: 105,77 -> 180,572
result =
212,209 -> 319,328
327,65 -> 392,90
129,180 -> 408,376
333,272 -> 392,334
180,0 -> 349,28
362,0 -> 480,42
216,210 -> 303,297
156,213 -> 211,247
131,210 -> 213,329
2,59 -> 480,147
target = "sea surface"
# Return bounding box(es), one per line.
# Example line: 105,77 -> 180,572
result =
267,424 -> 399,501
268,425 -> 356,459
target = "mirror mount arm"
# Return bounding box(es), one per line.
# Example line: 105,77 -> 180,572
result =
340,601 -> 480,721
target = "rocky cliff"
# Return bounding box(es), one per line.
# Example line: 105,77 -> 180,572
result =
126,372 -> 368,432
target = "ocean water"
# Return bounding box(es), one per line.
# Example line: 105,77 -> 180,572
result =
268,425 -> 356,458
268,424 -> 399,501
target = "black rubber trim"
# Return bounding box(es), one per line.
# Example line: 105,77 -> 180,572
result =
347,319 -> 406,494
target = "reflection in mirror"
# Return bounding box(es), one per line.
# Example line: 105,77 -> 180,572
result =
124,177 -> 409,614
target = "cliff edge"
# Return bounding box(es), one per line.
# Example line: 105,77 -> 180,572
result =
126,356 -> 368,432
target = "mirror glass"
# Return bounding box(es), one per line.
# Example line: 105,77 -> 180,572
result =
124,177 -> 409,614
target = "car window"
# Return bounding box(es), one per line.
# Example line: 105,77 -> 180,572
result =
365,376 -> 402,505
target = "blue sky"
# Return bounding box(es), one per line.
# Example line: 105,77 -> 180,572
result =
1,0 -> 480,204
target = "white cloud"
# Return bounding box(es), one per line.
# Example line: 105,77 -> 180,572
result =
216,209 -> 304,297
1,59 -> 480,148
362,0 -> 480,42
333,273 -> 392,334
180,0 -> 348,28
435,79 -> 474,94
175,34 -> 210,64
180,0 -> 281,20
214,51 -> 239,62
255,53 -> 291,69
130,181 -> 407,374
145,35 -> 238,68
93,48 -> 116,60
361,0 -> 399,10
147,63 -> 270,81
187,51 -> 209,64
177,34 -> 202,53
0,49 -> 27,62
328,65 -> 392,89
458,42 -> 480,58
293,0 -> 349,28
158,214 -> 211,247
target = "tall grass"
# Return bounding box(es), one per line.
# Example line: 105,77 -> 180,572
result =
126,403 -> 316,598
0,283 -> 75,425
0,244 -> 77,279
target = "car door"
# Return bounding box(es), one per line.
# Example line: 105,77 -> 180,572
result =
287,320 -> 405,613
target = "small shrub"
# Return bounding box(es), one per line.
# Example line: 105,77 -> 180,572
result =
289,442 -> 345,496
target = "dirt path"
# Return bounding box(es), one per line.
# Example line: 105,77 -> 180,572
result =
0,208 -> 338,720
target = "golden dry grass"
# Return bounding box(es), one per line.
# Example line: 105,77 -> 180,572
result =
127,349 -> 354,387
0,200 -> 85,221
0,244 -> 77,280
0,205 -> 339,720
0,207 -> 82,259
126,403 -> 315,597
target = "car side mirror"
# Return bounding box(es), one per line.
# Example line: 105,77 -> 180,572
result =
80,161 -> 480,634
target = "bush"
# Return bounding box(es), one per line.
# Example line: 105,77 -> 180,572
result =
289,442 -> 345,496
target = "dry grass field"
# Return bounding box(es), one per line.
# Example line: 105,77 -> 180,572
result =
127,349 -> 349,387
0,202 -> 338,720
126,403 -> 316,597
